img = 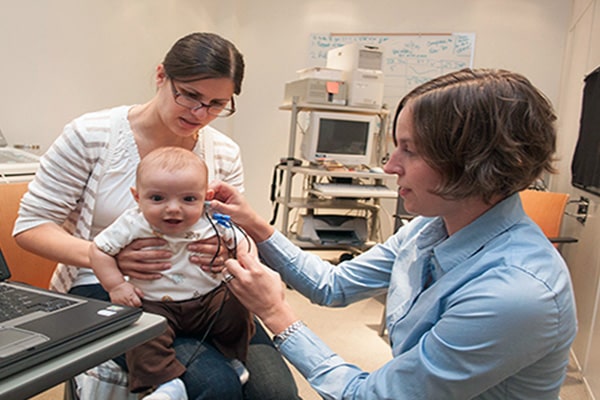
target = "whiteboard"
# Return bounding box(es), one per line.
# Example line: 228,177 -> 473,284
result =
307,33 -> 476,110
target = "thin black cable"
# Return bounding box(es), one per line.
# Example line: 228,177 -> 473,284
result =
230,223 -> 238,258
183,285 -> 229,367
269,163 -> 284,225
205,210 -> 222,269
184,212 -> 228,367
183,214 -> 253,367
231,221 -> 253,255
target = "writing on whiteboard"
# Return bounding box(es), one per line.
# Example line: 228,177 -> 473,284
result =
308,33 -> 476,108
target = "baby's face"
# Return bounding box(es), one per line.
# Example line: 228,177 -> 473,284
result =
135,166 -> 206,235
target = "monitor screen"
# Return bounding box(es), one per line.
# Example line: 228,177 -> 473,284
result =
300,111 -> 377,166
315,229 -> 359,244
316,119 -> 370,155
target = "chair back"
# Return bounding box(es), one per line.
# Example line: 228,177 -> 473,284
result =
0,182 -> 56,288
519,189 -> 569,240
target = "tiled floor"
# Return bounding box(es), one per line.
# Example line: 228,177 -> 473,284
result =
32,288 -> 592,400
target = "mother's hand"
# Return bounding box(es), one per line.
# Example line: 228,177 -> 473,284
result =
116,237 -> 172,280
188,235 -> 229,274
223,252 -> 298,335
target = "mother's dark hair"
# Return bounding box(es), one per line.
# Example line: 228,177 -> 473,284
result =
393,68 -> 557,203
162,32 -> 245,95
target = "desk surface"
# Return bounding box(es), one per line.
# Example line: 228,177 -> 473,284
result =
279,164 -> 395,179
0,312 -> 166,400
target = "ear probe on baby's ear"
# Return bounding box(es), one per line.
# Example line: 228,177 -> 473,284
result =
204,201 -> 230,225
212,213 -> 232,227
205,204 -> 252,256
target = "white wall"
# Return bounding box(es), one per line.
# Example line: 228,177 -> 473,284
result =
232,0 -> 571,225
0,0 -> 570,224
553,0 -> 600,396
0,0 -> 238,152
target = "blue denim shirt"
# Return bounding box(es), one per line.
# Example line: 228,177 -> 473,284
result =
257,193 -> 577,399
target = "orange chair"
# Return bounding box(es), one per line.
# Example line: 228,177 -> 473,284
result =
519,189 -> 577,247
0,181 -> 56,288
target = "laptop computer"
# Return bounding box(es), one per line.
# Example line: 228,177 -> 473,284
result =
0,128 -> 40,182
0,248 -> 142,380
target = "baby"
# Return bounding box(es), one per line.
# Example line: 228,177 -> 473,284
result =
89,146 -> 253,400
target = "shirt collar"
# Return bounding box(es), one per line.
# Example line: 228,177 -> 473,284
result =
430,193 -> 525,273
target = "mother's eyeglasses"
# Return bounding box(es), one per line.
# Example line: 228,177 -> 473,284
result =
169,79 -> 235,117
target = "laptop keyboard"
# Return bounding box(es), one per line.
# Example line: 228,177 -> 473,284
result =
0,285 -> 77,323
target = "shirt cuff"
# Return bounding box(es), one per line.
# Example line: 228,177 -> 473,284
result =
273,320 -> 306,349
276,322 -> 336,376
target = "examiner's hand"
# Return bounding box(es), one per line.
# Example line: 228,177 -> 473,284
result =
208,181 -> 256,229
116,237 -> 172,280
223,252 -> 298,334
209,181 -> 275,244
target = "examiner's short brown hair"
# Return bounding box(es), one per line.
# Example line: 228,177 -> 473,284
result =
394,68 -> 557,203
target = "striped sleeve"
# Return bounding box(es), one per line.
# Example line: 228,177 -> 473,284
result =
13,110 -> 111,235
209,128 -> 245,193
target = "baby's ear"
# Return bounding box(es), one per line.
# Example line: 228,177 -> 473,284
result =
130,187 -> 140,203
205,189 -> 215,201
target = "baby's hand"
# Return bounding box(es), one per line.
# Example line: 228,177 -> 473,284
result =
109,282 -> 143,307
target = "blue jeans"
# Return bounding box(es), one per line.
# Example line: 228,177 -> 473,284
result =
70,284 -> 300,400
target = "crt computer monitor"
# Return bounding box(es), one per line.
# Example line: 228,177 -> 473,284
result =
300,111 -> 377,166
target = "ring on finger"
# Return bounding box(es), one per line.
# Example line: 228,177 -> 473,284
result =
223,273 -> 235,283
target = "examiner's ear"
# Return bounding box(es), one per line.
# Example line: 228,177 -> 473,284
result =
392,103 -> 404,147
205,189 -> 215,201
130,187 -> 140,203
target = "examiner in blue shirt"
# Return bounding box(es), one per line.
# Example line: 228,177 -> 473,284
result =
211,68 -> 577,399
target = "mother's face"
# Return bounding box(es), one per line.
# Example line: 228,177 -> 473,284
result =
155,65 -> 235,138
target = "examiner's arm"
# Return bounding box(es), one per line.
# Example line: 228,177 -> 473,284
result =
224,253 -> 367,400
224,253 -> 298,334
224,250 -> 569,399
